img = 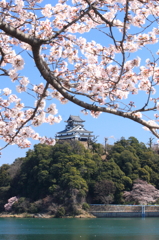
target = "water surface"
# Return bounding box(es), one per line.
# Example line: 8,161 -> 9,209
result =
0,217 -> 159,240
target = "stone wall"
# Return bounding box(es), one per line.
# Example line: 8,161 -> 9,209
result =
79,141 -> 88,149
89,204 -> 159,217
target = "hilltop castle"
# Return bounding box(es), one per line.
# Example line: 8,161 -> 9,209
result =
55,115 -> 94,142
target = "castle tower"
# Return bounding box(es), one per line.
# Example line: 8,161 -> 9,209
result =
55,115 -> 94,142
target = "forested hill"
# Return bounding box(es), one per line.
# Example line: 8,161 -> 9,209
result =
1,137 -> 159,216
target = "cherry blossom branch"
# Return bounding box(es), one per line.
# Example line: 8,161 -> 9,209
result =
0,21 -> 44,46
0,0 -> 159,150
31,44 -> 159,134
0,81 -> 49,150
47,6 -> 93,42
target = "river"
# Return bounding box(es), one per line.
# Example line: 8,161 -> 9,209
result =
0,217 -> 159,240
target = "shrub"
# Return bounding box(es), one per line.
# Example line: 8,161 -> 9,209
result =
78,189 -> 86,198
82,202 -> 90,211
12,197 -> 30,213
56,207 -> 65,218
28,203 -> 39,213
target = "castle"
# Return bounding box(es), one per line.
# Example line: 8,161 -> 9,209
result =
55,115 -> 94,142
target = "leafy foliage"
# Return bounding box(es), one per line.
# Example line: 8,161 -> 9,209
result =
1,137 -> 159,214
94,180 -> 116,204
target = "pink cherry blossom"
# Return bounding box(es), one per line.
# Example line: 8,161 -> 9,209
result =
0,0 -> 159,151
4,196 -> 18,211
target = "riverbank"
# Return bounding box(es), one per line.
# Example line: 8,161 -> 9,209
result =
0,213 -> 54,218
0,210 -> 95,219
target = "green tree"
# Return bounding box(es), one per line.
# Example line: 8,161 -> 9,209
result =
94,180 -> 116,204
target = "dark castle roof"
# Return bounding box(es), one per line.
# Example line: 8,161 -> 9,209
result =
65,115 -> 85,123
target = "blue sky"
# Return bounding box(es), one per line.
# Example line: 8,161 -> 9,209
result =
0,0 -> 158,166
0,101 -> 153,166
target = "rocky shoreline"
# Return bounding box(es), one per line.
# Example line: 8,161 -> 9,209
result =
0,211 -> 95,219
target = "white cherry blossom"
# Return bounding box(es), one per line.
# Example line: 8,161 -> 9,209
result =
0,0 -> 159,150
3,88 -> 11,96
